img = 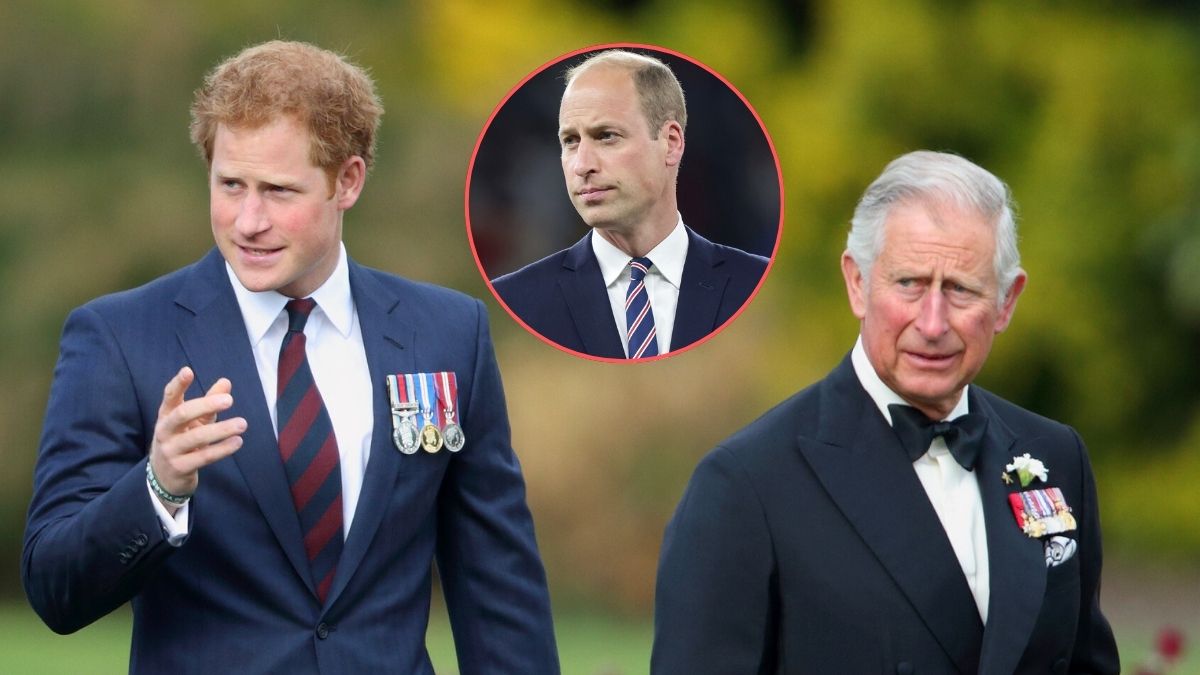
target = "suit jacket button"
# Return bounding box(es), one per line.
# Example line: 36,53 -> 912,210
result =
1052,657 -> 1068,673
316,623 -> 330,640
896,661 -> 914,675
135,534 -> 149,546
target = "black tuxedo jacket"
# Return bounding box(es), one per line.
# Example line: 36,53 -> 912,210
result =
652,355 -> 1118,674
491,227 -> 768,357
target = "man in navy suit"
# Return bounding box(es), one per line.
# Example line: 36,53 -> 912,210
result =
491,49 -> 768,359
653,151 -> 1119,673
22,41 -> 558,674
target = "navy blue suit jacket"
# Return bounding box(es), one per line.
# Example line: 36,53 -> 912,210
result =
491,227 -> 768,357
653,355 -> 1119,674
23,248 -> 558,674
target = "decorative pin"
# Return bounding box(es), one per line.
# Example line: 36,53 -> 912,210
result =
436,371 -> 465,453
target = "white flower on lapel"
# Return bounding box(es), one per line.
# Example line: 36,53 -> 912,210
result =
1005,453 -> 1048,487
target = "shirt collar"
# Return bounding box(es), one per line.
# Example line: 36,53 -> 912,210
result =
225,243 -> 354,345
850,335 -> 969,426
591,214 -> 689,289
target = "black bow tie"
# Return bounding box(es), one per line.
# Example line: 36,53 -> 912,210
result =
888,404 -> 989,471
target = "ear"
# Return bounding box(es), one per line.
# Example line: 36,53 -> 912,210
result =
334,156 -> 367,210
662,120 -> 685,167
993,269 -> 1027,333
841,251 -> 867,319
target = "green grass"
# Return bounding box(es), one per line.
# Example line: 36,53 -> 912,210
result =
3,601 -> 1197,674
0,603 -> 651,675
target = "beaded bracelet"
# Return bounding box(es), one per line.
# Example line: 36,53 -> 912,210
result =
145,460 -> 192,505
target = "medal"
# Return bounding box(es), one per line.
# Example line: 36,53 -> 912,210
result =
1008,486 -> 1077,538
436,370 -> 465,453
418,373 -> 443,453
385,375 -> 420,454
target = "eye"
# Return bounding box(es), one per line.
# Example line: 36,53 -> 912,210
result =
597,130 -> 619,142
560,134 -> 578,149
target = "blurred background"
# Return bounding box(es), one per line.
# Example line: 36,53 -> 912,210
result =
2,0 -> 1197,673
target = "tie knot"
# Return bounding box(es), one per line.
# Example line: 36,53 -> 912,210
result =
629,257 -> 654,282
285,298 -> 317,333
887,404 -> 988,471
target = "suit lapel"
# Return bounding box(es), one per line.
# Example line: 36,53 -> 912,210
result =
323,260 -> 415,607
972,391 -> 1046,675
556,233 -> 624,358
173,250 -> 315,597
671,228 -> 729,350
797,358 -> 983,673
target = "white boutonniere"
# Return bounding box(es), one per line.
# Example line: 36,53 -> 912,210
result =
1004,453 -> 1048,487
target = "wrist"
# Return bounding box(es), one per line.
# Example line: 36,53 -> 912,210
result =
146,460 -> 193,506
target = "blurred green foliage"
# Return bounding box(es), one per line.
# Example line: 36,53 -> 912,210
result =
2,0 -> 1197,633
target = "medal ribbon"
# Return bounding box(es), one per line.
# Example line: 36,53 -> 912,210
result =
436,371 -> 458,423
418,373 -> 442,427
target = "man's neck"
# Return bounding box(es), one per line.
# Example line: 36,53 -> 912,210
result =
595,211 -> 677,258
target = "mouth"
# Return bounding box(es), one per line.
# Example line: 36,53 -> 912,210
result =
236,244 -> 284,263
902,350 -> 959,368
576,186 -> 614,203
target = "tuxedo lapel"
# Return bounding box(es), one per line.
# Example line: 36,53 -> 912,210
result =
797,359 -> 983,673
972,391 -> 1046,675
556,233 -> 624,358
671,228 -> 729,350
324,260 -> 416,607
173,249 -> 315,597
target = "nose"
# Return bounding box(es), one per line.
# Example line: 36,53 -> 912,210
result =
570,140 -> 598,177
915,287 -> 950,339
234,191 -> 270,237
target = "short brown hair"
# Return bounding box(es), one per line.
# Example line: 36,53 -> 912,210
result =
565,50 -> 687,138
189,41 -> 383,179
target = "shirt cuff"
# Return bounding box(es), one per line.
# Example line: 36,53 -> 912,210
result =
146,479 -> 190,546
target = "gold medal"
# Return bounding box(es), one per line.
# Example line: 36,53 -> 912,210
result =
420,423 -> 443,453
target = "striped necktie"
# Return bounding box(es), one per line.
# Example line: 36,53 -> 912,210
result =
625,257 -> 659,359
277,298 -> 343,602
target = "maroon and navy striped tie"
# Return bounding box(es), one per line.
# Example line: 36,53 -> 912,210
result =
277,298 -> 343,602
625,257 -> 659,359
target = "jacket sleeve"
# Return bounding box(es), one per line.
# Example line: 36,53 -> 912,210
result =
652,445 -> 778,674
22,305 -> 176,634
1068,430 -> 1120,674
434,299 -> 559,674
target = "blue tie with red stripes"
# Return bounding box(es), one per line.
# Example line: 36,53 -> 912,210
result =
625,257 -> 659,359
277,298 -> 343,602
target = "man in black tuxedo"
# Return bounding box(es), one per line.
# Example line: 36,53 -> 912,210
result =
652,151 -> 1119,673
491,49 -> 767,359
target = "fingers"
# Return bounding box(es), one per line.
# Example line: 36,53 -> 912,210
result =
151,369 -> 247,496
157,366 -> 195,418
199,378 -> 233,425
168,435 -> 245,476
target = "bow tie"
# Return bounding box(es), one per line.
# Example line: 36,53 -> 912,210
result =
888,404 -> 989,471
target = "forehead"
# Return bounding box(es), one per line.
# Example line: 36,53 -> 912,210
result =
211,116 -> 315,168
877,199 -> 996,275
559,66 -> 645,128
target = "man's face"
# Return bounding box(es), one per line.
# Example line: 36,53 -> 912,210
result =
558,66 -> 682,235
842,199 -> 1026,418
210,116 -> 364,299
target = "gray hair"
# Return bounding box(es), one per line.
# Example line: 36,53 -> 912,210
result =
847,150 -> 1021,301
564,49 -> 687,138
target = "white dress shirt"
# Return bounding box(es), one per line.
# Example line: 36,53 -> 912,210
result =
592,215 -> 688,356
851,337 -> 991,623
150,244 -> 373,545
